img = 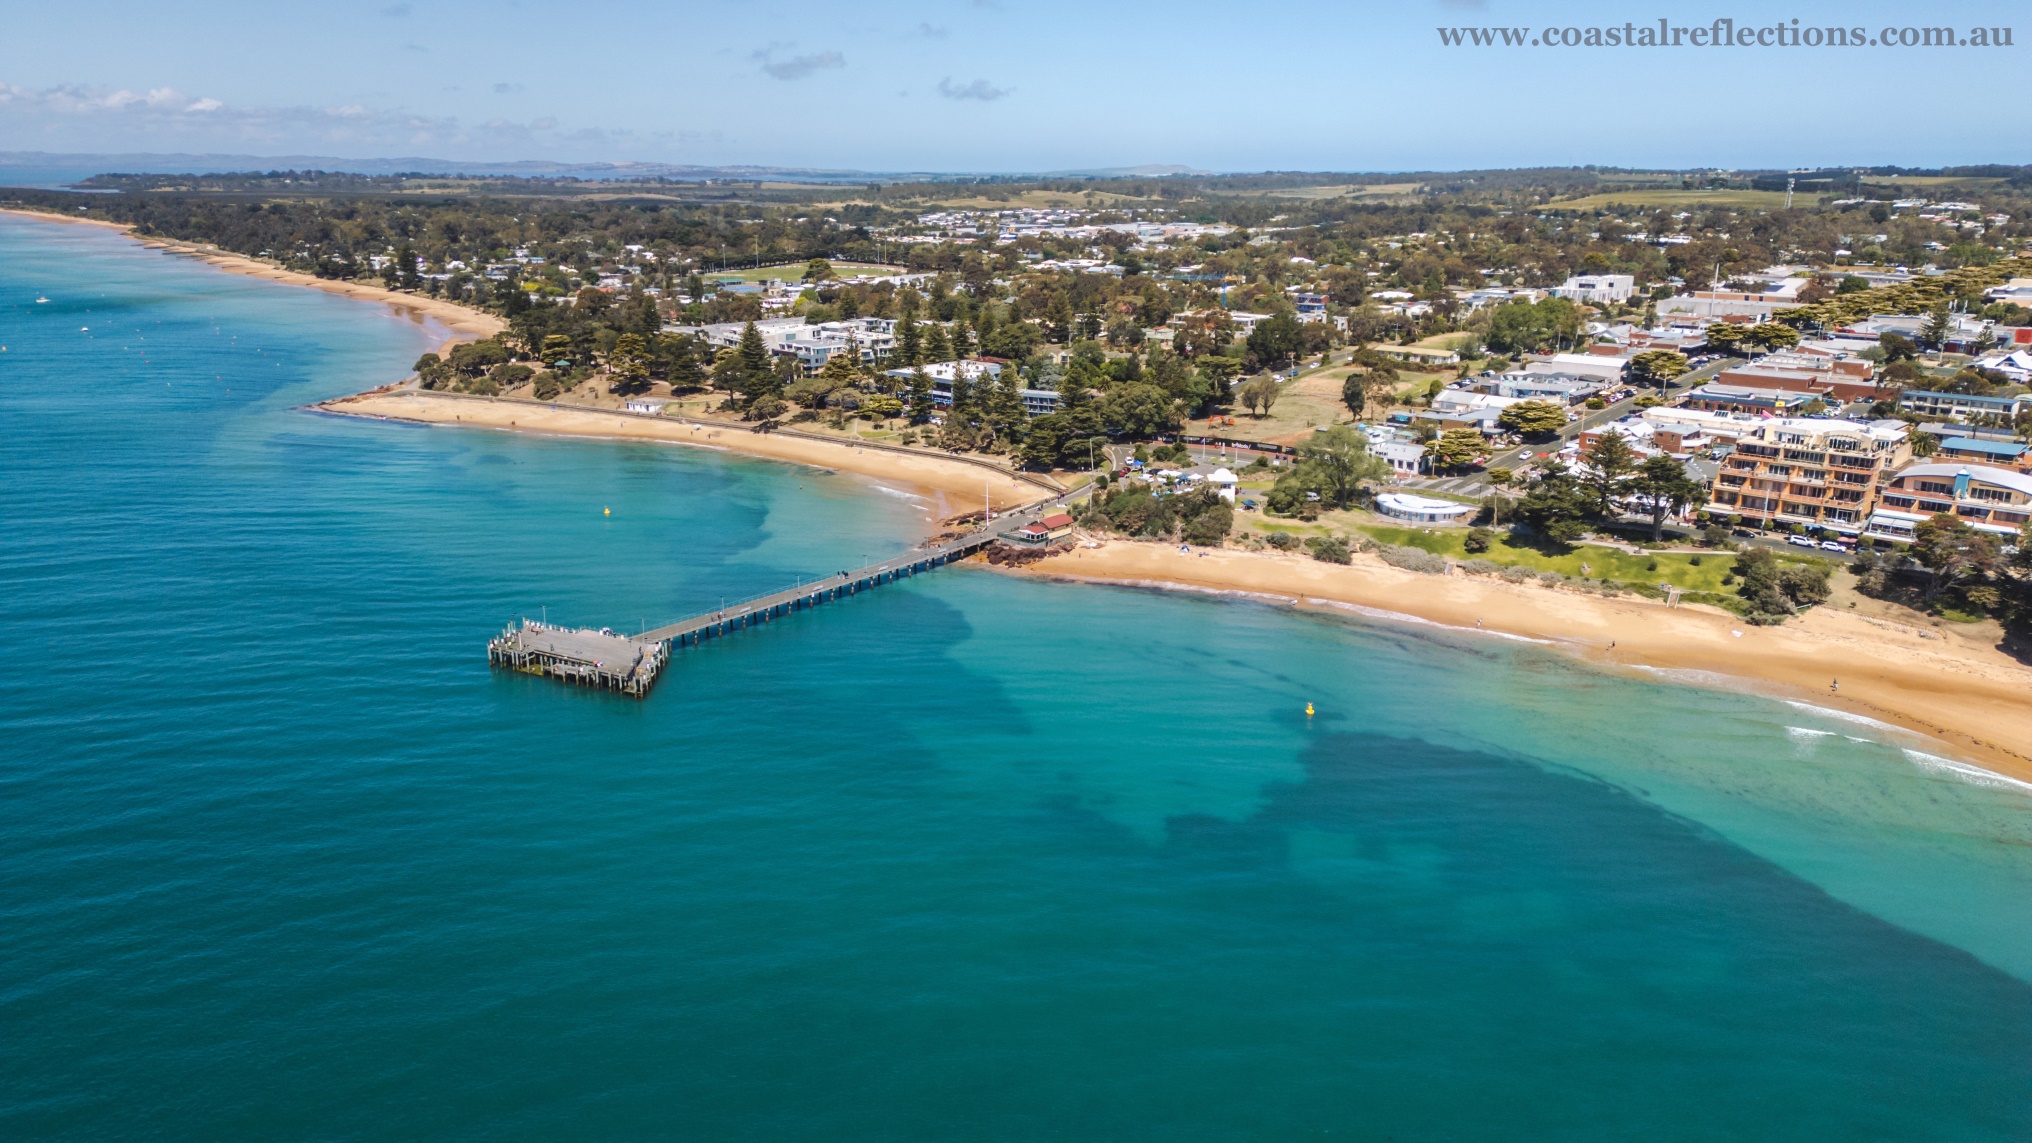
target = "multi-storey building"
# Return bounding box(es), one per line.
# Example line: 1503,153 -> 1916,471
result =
1865,464 -> 2032,543
1708,418 -> 1911,535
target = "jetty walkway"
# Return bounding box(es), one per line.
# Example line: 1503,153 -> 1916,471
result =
489,494 -> 1078,695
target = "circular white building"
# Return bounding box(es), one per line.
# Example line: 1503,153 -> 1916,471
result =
1374,492 -> 1475,524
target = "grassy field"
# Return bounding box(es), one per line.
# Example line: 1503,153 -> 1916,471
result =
1549,188 -> 1797,211
1215,183 -> 1423,201
1207,365 -> 1450,445
705,261 -> 909,283
1358,525 -> 1745,590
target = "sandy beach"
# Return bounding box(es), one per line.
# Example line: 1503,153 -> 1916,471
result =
321,388 -> 1048,517
0,207 -> 505,355
1015,540 -> 2032,785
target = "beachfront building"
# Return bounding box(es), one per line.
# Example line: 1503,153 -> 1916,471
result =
880,359 -> 1062,415
1679,383 -> 1822,417
1708,418 -> 1912,535
1374,492 -> 1474,524
1897,389 -> 2030,427
1864,464 -> 2032,543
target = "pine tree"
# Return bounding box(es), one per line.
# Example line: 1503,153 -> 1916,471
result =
989,368 -> 1027,430
668,338 -> 705,390
949,322 -> 973,359
737,321 -> 771,378
923,323 -> 953,363
907,367 -> 935,423
897,318 -> 922,366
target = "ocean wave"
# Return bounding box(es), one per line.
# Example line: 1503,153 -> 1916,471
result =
1903,749 -> 2032,795
1787,726 -> 1835,741
1303,598 -> 1555,644
1783,700 -> 1909,736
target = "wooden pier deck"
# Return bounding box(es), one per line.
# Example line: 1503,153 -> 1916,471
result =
490,497 -> 1073,696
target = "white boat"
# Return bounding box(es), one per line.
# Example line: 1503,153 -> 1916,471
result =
36,296 -> 50,304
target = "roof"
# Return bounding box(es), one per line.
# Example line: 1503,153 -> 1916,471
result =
1940,437 -> 2028,457
1039,513 -> 1075,528
1895,463 -> 2032,497
1375,492 -> 1474,514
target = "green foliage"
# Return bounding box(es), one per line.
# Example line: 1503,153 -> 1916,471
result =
1306,535 -> 1352,564
1297,425 -> 1390,510
1426,427 -> 1486,472
1463,527 -> 1493,554
1485,297 -> 1582,354
1498,399 -> 1568,438
1733,547 -> 1832,624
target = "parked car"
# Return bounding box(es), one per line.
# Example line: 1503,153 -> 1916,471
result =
1787,535 -> 1819,548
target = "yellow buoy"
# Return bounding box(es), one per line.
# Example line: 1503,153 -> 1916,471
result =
603,507 -> 611,517
1305,702 -> 1315,718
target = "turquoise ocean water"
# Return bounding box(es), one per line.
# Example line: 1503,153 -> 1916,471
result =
3,215 -> 2030,1139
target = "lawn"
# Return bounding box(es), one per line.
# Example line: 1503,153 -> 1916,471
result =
1357,525 -> 1748,591
1209,365 -> 1450,445
1550,189 -> 1797,211
705,261 -> 907,284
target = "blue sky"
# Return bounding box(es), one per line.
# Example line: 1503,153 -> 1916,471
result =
1,0 -> 2025,172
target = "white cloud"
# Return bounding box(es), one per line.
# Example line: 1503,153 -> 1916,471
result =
937,77 -> 1010,102
751,46 -> 844,81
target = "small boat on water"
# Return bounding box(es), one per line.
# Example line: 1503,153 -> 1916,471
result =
36,296 -> 50,304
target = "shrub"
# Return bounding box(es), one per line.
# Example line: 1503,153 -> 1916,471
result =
1645,557 -> 1659,571
1463,527 -> 1494,554
1267,531 -> 1301,551
1181,505 -> 1234,547
1689,554 -> 1703,566
1461,558 -> 1500,576
1500,565 -> 1533,583
1378,545 -> 1448,574
1306,535 -> 1352,564
1721,572 -> 1736,585
531,371 -> 563,400
1538,570 -> 1565,585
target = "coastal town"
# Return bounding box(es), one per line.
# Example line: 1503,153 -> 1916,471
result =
12,166 -> 2032,735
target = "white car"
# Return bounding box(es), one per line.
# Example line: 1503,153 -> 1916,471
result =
1819,540 -> 1848,553
1786,535 -> 1818,548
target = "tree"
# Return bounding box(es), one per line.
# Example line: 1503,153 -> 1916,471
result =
1879,332 -> 1919,362
1426,428 -> 1486,472
1340,366 -> 1394,420
1299,425 -> 1390,509
734,322 -> 780,403
1911,512 -> 1997,603
1627,455 -> 1707,541
1580,431 -> 1640,517
1498,399 -> 1567,438
1518,465 -> 1591,542
1629,349 -> 1690,391
1239,375 -> 1281,417
1101,383 -> 1180,439
906,368 -> 936,423
1742,322 -> 1800,351
1704,322 -> 1747,354
896,318 -> 922,366
666,338 -> 706,391
803,257 -> 835,282
1920,306 -> 1954,350
608,332 -> 650,393
1245,310 -> 1306,371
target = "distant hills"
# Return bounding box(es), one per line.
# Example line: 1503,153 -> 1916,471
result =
0,151 -> 1211,187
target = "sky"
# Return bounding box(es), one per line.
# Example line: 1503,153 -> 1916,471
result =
1,0 -> 2026,173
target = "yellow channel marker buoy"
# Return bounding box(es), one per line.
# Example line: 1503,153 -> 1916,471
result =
603,507 -> 611,517
1305,702 -> 1315,718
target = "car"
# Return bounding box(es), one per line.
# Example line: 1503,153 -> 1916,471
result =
1731,527 -> 1756,538
1819,540 -> 1848,553
1787,535 -> 1819,548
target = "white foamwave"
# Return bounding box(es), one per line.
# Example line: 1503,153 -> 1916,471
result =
1627,664 -> 1754,690
1903,749 -> 2032,795
869,483 -> 930,503
1787,726 -> 1835,741
1304,598 -> 1555,644
1783,700 -> 1908,736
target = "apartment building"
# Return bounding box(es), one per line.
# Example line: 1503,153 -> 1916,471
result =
1865,463 -> 2032,542
1708,418 -> 1912,534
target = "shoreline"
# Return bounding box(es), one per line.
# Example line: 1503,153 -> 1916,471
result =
1009,540 -> 2032,786
13,206 -> 2024,784
318,388 -> 1049,520
0,206 -> 505,355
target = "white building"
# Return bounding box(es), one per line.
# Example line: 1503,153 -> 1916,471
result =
1374,492 -> 1474,524
1551,274 -> 1635,304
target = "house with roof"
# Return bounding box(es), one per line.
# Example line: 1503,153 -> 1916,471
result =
1002,512 -> 1077,545
1897,389 -> 2028,425
1866,464 -> 2032,542
1935,436 -> 2031,471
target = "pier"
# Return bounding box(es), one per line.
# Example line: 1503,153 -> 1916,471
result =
490,499 -> 1072,696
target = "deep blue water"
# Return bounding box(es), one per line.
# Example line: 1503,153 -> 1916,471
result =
3,215 -> 2030,1139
